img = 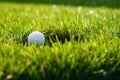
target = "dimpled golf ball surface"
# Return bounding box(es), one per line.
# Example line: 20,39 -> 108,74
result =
28,31 -> 45,45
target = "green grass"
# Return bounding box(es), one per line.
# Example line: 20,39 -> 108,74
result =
0,1 -> 120,80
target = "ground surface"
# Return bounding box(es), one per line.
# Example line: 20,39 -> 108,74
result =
0,0 -> 120,80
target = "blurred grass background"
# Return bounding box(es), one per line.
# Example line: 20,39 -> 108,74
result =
0,0 -> 120,8
0,0 -> 120,80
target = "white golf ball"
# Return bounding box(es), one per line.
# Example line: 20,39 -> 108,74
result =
28,31 -> 45,45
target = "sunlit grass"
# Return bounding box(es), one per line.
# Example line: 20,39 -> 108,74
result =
0,1 -> 120,80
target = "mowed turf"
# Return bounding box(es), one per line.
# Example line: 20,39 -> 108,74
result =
0,1 -> 120,80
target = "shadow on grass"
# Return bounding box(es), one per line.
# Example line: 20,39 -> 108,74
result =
0,0 -> 120,8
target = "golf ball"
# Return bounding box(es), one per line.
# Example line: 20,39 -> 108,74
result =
28,31 -> 45,45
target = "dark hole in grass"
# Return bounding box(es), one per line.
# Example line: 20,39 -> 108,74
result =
44,29 -> 70,46
44,29 -> 85,46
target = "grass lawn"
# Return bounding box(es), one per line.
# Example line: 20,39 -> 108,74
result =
0,0 -> 120,80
